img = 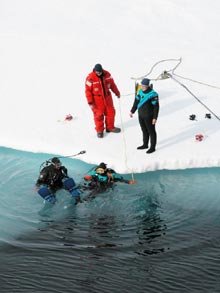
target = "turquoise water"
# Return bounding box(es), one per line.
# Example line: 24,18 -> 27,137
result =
0,146 -> 220,292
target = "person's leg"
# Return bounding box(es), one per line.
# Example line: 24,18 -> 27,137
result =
37,186 -> 56,204
104,95 -> 121,132
93,108 -> 105,134
63,178 -> 82,204
145,118 -> 157,153
105,105 -> 115,131
137,116 -> 149,149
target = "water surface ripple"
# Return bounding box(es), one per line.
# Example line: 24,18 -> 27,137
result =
0,147 -> 220,292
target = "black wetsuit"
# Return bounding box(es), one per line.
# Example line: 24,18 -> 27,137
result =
36,165 -> 68,192
130,87 -> 159,149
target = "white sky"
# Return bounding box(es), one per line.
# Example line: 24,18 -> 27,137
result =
0,0 -> 220,174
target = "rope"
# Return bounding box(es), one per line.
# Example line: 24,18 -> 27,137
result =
163,72 -> 220,122
130,57 -> 220,89
128,57 -> 220,121
57,150 -> 86,159
119,58 -> 183,97
172,73 -> 220,90
131,58 -> 182,81
168,58 -> 220,90
120,92 -> 134,97
38,151 -> 86,172
118,99 -> 135,182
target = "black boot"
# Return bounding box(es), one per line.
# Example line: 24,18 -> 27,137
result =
97,132 -> 103,138
146,148 -> 155,154
137,145 -> 148,150
106,127 -> 121,133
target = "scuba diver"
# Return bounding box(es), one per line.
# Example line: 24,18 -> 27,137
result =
35,157 -> 81,204
82,162 -> 135,201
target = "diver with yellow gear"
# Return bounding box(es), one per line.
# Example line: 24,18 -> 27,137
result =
82,162 -> 135,201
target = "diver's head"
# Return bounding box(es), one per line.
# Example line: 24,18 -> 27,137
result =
51,157 -> 62,169
96,162 -> 107,174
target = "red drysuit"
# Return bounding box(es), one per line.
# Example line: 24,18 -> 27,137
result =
85,69 -> 120,133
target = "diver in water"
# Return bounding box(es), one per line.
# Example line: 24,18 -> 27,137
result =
82,162 -> 135,201
35,157 -> 81,204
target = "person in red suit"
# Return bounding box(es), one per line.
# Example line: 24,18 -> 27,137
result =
85,64 -> 121,138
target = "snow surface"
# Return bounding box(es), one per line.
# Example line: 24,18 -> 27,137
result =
0,0 -> 220,174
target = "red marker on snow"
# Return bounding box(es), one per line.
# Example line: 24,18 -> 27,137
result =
195,134 -> 204,142
65,114 -> 73,121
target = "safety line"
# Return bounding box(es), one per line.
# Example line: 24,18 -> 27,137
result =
172,73 -> 220,90
118,99 -> 135,182
131,58 -> 182,81
128,58 -> 220,121
165,73 -> 220,122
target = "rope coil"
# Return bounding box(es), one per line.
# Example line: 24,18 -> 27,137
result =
128,58 -> 220,121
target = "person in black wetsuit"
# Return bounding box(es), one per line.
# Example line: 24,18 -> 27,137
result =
35,157 -> 81,204
130,78 -> 159,154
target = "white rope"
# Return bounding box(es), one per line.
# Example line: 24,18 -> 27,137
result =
131,58 -> 182,81
121,57 -> 220,98
172,73 -> 220,90
118,99 -> 135,182
165,73 -> 220,122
